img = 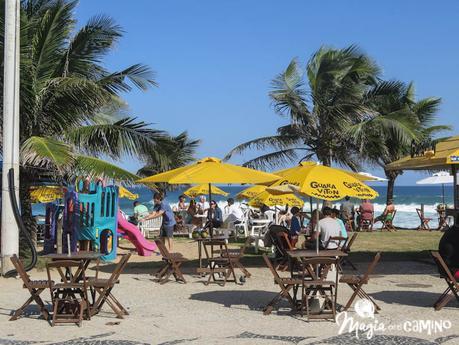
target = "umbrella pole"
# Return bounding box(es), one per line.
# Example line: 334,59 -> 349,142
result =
316,198 -> 320,255
208,183 -> 213,238
442,184 -> 445,205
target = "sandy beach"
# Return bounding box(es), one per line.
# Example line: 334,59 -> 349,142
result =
1,240 -> 458,345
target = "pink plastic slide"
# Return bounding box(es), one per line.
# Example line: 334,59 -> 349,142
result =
117,211 -> 157,256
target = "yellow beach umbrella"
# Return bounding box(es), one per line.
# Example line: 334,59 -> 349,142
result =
137,157 -> 280,236
138,157 -> 280,185
30,186 -> 64,203
272,161 -> 378,201
119,186 -> 139,200
249,189 -> 304,208
236,185 -> 266,200
184,184 -> 229,198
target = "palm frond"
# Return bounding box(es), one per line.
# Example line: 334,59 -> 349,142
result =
413,97 -> 442,126
21,136 -> 74,171
224,135 -> 300,161
55,14 -> 123,78
65,117 -> 169,159
73,155 -> 139,184
97,64 -> 157,94
242,148 -> 307,170
32,0 -> 76,84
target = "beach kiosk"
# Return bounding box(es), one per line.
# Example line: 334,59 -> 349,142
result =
386,136 -> 459,225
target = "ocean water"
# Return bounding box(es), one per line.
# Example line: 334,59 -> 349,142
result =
116,185 -> 453,229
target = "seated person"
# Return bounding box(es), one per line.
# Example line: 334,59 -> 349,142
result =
130,201 -> 149,225
289,207 -> 302,247
332,208 -> 347,239
307,207 -> 341,250
224,198 -> 244,225
277,209 -> 292,227
186,200 -> 204,229
204,200 -> 223,229
176,195 -> 188,211
437,204 -> 448,231
375,199 -> 396,225
358,199 -> 374,228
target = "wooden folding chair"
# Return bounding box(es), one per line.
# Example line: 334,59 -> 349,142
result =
46,260 -> 90,327
381,211 -> 397,232
154,239 -> 188,284
341,233 -> 358,271
300,257 -> 339,321
88,253 -> 131,318
9,254 -> 51,321
340,252 -> 381,312
324,236 -> 347,250
262,254 -> 301,315
416,208 -> 432,231
197,240 -> 238,286
275,232 -> 296,271
431,251 -> 459,310
217,236 -> 253,278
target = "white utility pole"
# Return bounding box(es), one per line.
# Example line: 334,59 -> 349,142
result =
1,0 -> 20,275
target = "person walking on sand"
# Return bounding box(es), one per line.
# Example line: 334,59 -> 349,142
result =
139,192 -> 176,250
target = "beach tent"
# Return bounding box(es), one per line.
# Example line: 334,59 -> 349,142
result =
416,171 -> 453,205
184,184 -> 228,198
137,157 -> 280,236
386,135 -> 459,224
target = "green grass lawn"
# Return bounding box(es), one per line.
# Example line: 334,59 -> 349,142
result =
350,230 -> 442,261
352,231 -> 442,253
32,231 -> 443,270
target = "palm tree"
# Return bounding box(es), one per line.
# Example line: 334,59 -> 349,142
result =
225,45 -> 382,170
0,0 -> 198,236
350,81 -> 449,202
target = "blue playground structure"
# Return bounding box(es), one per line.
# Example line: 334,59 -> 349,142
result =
43,179 -> 119,261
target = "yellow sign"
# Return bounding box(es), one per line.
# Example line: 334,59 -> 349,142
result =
30,186 -> 64,203
447,149 -> 459,164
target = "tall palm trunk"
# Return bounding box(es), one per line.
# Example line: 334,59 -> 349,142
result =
384,169 -> 400,204
19,169 -> 38,249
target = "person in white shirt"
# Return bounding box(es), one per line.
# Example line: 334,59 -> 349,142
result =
197,195 -> 210,211
311,206 -> 341,249
224,198 -> 244,225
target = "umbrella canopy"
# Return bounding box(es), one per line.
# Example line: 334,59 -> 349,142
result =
119,186 -> 139,200
274,163 -> 379,182
184,184 -> 229,198
272,162 -> 378,201
416,171 -> 453,185
30,186 -> 64,203
137,157 -> 281,237
248,189 -> 304,208
236,185 -> 266,200
137,157 -> 280,185
416,171 -> 453,205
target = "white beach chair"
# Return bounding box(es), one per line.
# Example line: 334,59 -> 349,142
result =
139,216 -> 162,238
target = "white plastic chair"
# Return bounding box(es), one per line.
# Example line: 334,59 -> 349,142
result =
139,216 -> 162,238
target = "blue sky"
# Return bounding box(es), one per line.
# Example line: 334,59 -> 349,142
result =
75,0 -> 458,185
